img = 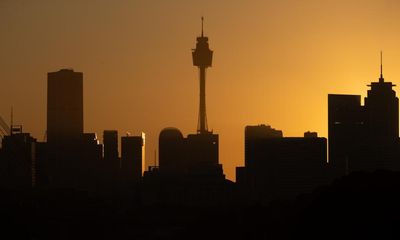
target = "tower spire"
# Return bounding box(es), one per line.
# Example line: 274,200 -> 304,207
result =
192,18 -> 213,134
201,16 -> 204,37
380,51 -> 384,82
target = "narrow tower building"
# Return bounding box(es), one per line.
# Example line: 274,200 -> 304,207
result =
192,17 -> 213,134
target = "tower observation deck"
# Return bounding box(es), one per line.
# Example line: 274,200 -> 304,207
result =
192,17 -> 213,134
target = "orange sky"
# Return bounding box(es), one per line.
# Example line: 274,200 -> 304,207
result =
1,0 -> 400,180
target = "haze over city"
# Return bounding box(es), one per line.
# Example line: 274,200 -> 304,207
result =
2,0 -> 400,180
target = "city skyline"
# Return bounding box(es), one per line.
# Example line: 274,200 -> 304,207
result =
2,1 -> 400,180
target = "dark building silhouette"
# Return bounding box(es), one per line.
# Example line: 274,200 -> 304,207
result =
328,94 -> 365,174
141,19 -> 232,206
158,128 -> 223,178
143,127 -> 231,205
121,133 -> 145,184
155,19 -> 223,179
192,17 -> 213,134
0,125 -> 37,188
42,69 -> 105,191
186,133 -> 221,176
42,132 -> 102,191
158,128 -> 185,175
237,125 -> 328,203
244,125 -> 283,169
103,130 -> 119,161
328,55 -> 400,175
47,69 -> 83,143
365,64 -> 399,143
304,131 -> 318,138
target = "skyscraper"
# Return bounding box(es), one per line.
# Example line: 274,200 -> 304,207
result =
328,94 -> 365,174
238,125 -> 328,203
103,130 -> 118,161
364,54 -> 399,143
328,53 -> 400,174
47,69 -> 83,143
121,133 -> 145,184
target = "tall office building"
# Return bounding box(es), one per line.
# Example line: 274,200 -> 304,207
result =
47,69 -> 83,143
237,125 -> 328,203
328,54 -> 400,174
328,94 -> 365,174
103,130 -> 118,161
45,69 -> 104,191
364,62 -> 399,143
121,133 -> 145,183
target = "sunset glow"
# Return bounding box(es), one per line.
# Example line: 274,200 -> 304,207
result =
1,0 -> 400,180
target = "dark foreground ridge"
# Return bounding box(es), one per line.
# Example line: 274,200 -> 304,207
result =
1,170 -> 400,239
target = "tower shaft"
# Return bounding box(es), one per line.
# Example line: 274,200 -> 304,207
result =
192,17 -> 213,134
198,67 -> 208,134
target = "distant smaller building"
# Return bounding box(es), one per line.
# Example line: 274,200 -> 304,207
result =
158,128 -> 223,178
237,125 -> 329,203
121,133 -> 145,184
304,131 -> 318,138
103,130 -> 118,161
141,127 -> 229,206
0,126 -> 37,188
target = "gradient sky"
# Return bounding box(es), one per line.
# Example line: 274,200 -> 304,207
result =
1,0 -> 400,180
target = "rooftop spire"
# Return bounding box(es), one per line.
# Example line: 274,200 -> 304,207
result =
380,51 -> 384,82
201,16 -> 204,37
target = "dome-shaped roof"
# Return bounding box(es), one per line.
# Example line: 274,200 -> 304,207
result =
159,127 -> 183,140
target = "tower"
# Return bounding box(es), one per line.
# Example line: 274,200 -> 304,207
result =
192,17 -> 213,134
364,52 -> 399,143
328,52 -> 400,175
47,69 -> 83,143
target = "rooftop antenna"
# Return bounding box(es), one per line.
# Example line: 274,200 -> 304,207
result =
201,16 -> 204,37
380,51 -> 384,82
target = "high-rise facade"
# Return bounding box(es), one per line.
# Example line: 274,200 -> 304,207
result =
364,72 -> 399,143
0,130 -> 37,188
328,57 -> 400,174
237,125 -> 328,203
328,94 -> 365,174
47,69 -> 83,143
103,130 -> 118,161
121,133 -> 145,183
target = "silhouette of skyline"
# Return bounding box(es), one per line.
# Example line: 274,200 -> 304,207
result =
1,14 -> 399,203
3,2 -> 400,239
3,1 -> 400,180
